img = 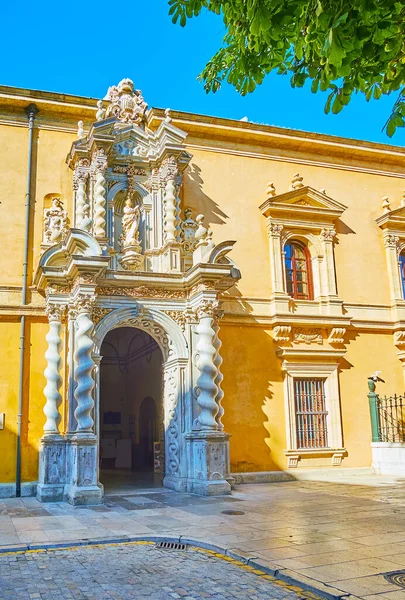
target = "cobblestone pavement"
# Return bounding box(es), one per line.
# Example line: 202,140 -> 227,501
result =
2,475 -> 405,599
0,541 -> 319,600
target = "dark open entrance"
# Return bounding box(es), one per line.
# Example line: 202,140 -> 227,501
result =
99,326 -> 163,493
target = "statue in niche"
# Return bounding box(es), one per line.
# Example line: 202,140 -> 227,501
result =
43,198 -> 69,245
180,208 -> 199,252
119,195 -> 144,271
121,196 -> 140,248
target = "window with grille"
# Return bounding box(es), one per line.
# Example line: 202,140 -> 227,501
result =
294,378 -> 328,449
284,241 -> 313,300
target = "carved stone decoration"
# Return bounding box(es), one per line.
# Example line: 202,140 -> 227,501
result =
104,78 -> 148,125
321,228 -> 337,242
119,196 -> 144,271
92,307 -> 114,326
384,234 -> 400,249
164,178 -> 178,244
75,178 -> 91,232
273,325 -> 291,343
213,325 -> 224,431
293,328 -> 323,345
43,198 -> 69,245
268,222 -> 283,237
93,164 -> 107,238
119,316 -> 172,361
382,196 -> 391,213
289,173 -> 305,191
163,310 -> 187,331
394,330 -> 405,347
193,215 -> 215,265
180,208 -> 199,252
165,366 -> 180,476
77,121 -> 85,140
266,182 -> 277,198
194,301 -> 219,430
96,100 -> 106,121
43,304 -> 63,434
96,286 -> 186,299
328,328 -> 346,345
73,296 -> 96,432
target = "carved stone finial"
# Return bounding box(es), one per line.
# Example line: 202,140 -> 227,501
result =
104,78 -> 148,125
96,100 -> 106,121
320,188 -> 327,194
165,108 -> 172,123
382,196 -> 391,213
290,173 -> 305,191
195,214 -> 209,247
266,182 -> 276,198
77,121 -> 85,140
180,208 -> 199,252
43,198 -> 69,245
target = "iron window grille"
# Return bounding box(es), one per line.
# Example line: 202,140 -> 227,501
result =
377,394 -> 405,443
294,378 -> 328,449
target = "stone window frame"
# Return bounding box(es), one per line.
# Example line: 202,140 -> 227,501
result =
259,182 -> 347,316
282,360 -> 345,468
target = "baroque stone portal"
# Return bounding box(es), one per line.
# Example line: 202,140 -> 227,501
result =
34,78 -> 240,505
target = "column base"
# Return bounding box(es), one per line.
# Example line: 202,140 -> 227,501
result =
163,476 -> 188,493
37,436 -> 66,503
185,431 -> 232,496
65,434 -> 103,506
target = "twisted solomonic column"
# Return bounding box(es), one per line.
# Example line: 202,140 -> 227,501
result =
73,296 -> 96,432
43,304 -> 63,434
164,178 -> 177,243
195,301 -> 220,430
75,179 -> 91,232
93,169 -> 107,238
213,323 -> 225,431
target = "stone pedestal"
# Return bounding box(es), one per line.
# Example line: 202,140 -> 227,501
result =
37,436 -> 66,502
185,431 -> 231,496
65,434 -> 103,505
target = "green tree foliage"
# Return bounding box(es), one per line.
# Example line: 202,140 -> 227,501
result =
168,0 -> 405,137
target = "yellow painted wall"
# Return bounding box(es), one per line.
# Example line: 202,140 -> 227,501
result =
1,104 -> 405,487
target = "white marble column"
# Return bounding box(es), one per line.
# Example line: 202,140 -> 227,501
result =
73,297 -> 95,433
43,304 -> 63,434
195,302 -> 219,430
213,324 -> 224,431
164,178 -> 177,243
93,169 -> 107,238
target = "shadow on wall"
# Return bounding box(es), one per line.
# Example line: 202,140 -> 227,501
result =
185,163 -> 229,225
220,321 -> 285,473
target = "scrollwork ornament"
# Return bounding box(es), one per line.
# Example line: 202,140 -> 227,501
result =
45,303 -> 64,323
384,234 -> 400,250
196,299 -> 221,320
268,222 -> 283,237
321,228 -> 337,242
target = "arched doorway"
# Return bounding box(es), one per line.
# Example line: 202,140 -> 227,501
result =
99,326 -> 163,493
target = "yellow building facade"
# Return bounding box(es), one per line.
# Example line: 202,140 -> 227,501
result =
1,79 -> 405,502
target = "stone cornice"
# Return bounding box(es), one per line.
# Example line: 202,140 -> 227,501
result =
0,84 -> 404,175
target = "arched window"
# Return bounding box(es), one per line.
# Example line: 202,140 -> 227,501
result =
399,250 -> 405,298
284,241 -> 313,300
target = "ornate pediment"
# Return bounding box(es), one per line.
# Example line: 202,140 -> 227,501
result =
376,194 -> 405,232
259,174 -> 347,233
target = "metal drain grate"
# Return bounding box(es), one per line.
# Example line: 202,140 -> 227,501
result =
221,510 -> 245,516
156,541 -> 187,551
384,571 -> 405,588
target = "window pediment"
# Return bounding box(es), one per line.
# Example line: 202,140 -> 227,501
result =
259,186 -> 347,225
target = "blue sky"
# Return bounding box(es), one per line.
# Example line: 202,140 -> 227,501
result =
1,0 -> 404,146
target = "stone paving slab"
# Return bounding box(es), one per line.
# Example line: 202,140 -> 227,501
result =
1,475 -> 405,599
0,541 -> 324,600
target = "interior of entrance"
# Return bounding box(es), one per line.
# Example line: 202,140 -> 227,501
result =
99,327 -> 163,494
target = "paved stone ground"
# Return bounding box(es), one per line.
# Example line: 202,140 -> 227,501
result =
2,474 -> 405,599
0,541 -> 319,600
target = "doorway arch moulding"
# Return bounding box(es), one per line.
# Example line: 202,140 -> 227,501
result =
33,78 -> 241,505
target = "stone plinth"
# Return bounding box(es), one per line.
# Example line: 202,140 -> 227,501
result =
37,436 -> 66,502
65,434 -> 103,505
185,431 -> 231,496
